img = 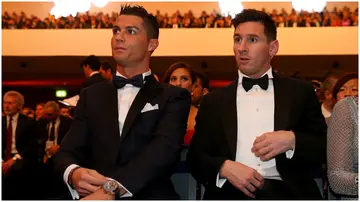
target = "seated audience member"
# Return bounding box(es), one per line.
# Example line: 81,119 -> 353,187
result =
60,106 -> 72,119
327,96 -> 358,200
332,73 -> 358,103
38,101 -> 73,199
191,71 -> 210,108
320,75 -> 338,123
35,102 -> 45,121
2,91 -> 37,200
99,62 -> 115,81
80,55 -> 106,89
163,62 -> 197,145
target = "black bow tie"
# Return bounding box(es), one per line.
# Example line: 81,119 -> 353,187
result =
113,74 -> 145,89
242,74 -> 269,92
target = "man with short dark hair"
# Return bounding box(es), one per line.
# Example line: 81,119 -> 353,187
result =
54,5 -> 191,200
191,72 -> 210,108
187,9 -> 327,200
99,62 -> 115,81
320,74 -> 338,124
80,55 -> 106,89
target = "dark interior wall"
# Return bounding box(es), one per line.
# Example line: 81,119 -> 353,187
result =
2,55 -> 358,108
3,55 -> 358,81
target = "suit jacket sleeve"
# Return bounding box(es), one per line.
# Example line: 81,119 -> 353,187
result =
18,117 -> 37,159
290,83 -> 327,165
186,94 -> 228,185
111,88 -> 191,195
53,90 -> 89,174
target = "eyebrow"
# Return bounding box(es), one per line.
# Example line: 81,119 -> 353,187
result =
233,33 -> 260,38
113,25 -> 140,31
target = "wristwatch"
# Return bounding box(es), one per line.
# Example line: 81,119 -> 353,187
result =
103,180 -> 120,196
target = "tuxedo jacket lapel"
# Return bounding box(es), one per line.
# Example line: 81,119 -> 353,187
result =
273,72 -> 292,132
220,80 -> 238,160
104,82 -> 121,152
120,75 -> 160,141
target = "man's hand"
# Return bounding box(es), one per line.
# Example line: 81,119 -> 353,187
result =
251,130 -> 295,161
2,159 -> 15,176
46,145 -> 60,156
80,188 -> 114,200
220,160 -> 264,198
71,168 -> 108,197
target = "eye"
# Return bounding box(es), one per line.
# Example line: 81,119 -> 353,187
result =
234,37 -> 241,43
248,37 -> 258,43
170,77 -> 177,82
112,28 -> 120,35
127,29 -> 136,35
339,88 -> 345,92
181,76 -> 189,81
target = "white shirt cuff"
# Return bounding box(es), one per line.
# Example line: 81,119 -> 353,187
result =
63,164 -> 80,200
216,172 -> 227,188
109,178 -> 133,198
285,148 -> 295,159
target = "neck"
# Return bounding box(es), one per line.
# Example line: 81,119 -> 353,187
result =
322,100 -> 333,113
116,60 -> 150,78
243,64 -> 271,79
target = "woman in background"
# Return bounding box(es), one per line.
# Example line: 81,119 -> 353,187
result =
163,62 -> 197,145
332,72 -> 358,102
327,96 -> 358,199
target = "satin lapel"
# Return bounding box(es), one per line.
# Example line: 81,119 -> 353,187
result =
219,80 -> 238,160
273,72 -> 292,131
120,75 -> 160,141
104,82 -> 121,152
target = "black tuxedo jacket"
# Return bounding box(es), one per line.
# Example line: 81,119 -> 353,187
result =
2,114 -> 37,167
186,72 -> 327,199
54,75 -> 191,199
81,73 -> 106,89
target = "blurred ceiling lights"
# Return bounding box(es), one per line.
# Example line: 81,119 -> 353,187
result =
218,0 -> 243,18
292,0 -> 327,12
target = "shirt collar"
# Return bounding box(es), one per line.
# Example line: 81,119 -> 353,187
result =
7,112 -> 19,121
89,71 -> 99,77
238,67 -> 273,85
116,69 -> 152,81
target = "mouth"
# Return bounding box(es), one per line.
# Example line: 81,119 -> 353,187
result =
114,46 -> 126,51
239,57 -> 250,63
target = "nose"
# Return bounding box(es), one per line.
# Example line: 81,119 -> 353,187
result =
115,30 -> 125,42
175,80 -> 182,87
238,41 -> 248,55
344,88 -> 352,97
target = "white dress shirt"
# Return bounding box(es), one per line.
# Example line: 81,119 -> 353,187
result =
6,113 -> 19,155
89,71 -> 99,77
64,70 -> 152,199
217,68 -> 294,188
321,103 -> 331,119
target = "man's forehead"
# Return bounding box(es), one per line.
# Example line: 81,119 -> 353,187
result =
234,22 -> 265,35
115,15 -> 145,28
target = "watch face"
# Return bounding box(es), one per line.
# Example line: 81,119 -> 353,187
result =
104,180 -> 118,192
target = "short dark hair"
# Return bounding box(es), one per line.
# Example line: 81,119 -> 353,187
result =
101,62 -> 116,75
231,9 -> 277,42
196,72 -> 210,91
120,5 -> 159,39
332,72 -> 358,98
162,62 -> 197,84
80,55 -> 101,71
320,74 -> 338,97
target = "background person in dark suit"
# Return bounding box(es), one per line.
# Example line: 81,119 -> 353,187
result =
186,9 -> 327,200
54,5 -> 191,200
37,101 -> 73,199
80,55 -> 106,89
2,91 -> 37,199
